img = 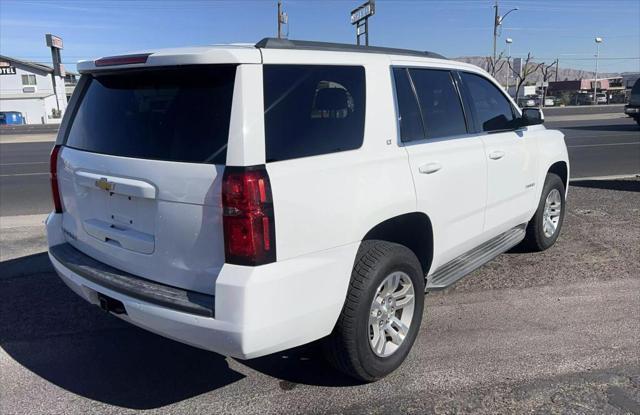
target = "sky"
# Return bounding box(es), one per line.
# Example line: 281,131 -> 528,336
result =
0,0 -> 639,74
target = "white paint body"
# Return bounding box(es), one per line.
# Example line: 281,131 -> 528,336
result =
47,44 -> 569,359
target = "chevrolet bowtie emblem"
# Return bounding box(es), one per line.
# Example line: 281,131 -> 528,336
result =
95,177 -> 115,192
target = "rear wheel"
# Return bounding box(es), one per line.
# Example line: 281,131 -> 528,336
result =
323,241 -> 424,382
521,173 -> 566,251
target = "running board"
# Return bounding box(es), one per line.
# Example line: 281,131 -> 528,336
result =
425,224 -> 527,291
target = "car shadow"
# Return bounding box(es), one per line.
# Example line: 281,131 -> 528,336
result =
559,123 -> 639,132
570,179 -> 640,192
0,252 -> 356,409
240,342 -> 362,388
0,253 -> 245,409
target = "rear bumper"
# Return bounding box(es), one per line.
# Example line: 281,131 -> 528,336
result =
46,212 -> 358,359
50,243 -> 215,317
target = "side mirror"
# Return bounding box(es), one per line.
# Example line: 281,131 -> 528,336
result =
520,107 -> 544,127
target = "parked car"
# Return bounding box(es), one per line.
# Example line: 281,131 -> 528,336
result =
0,111 -> 25,125
518,96 -> 537,107
575,93 -> 594,105
625,79 -> 640,125
595,93 -> 608,104
46,38 -> 569,381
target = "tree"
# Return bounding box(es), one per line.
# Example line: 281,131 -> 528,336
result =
539,60 -> 558,107
508,53 -> 544,100
485,51 -> 507,78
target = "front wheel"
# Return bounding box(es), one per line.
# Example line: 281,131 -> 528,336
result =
521,173 -> 566,251
323,241 -> 425,382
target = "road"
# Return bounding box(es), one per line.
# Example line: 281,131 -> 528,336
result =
543,103 -> 627,117
1,177 -> 638,414
547,117 -> 640,178
1,117 -> 638,217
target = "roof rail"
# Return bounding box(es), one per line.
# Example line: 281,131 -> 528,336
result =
255,38 -> 447,60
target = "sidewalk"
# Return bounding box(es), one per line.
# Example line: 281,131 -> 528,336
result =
0,134 -> 56,144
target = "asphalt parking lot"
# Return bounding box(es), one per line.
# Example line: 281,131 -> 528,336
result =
1,110 -> 639,414
1,178 -> 639,414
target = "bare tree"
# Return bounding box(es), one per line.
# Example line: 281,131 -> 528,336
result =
508,53 -> 544,100
539,60 -> 558,107
485,51 -> 507,78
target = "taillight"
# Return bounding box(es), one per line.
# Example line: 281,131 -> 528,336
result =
222,166 -> 276,266
50,144 -> 63,213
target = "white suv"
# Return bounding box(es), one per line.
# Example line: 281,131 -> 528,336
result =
46,38 -> 569,381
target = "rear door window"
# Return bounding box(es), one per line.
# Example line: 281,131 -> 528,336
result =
409,69 -> 468,139
65,65 -> 237,164
263,65 -> 365,162
392,68 -> 426,142
460,72 -> 516,132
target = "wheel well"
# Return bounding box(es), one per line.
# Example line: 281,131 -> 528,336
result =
362,212 -> 433,275
548,161 -> 568,190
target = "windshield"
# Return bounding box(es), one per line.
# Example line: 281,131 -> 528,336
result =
65,65 -> 237,164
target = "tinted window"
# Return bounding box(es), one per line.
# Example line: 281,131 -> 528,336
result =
393,68 -> 425,142
461,72 -> 515,132
66,65 -> 236,164
263,65 -> 365,162
409,69 -> 467,139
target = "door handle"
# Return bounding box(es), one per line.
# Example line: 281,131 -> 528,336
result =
418,162 -> 442,174
488,150 -> 505,160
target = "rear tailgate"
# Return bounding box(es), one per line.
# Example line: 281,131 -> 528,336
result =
57,65 -> 238,295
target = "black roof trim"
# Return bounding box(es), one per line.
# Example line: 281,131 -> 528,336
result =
255,38 -> 447,60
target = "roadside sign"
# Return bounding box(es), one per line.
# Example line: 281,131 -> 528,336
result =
46,34 -> 64,49
0,62 -> 16,75
512,57 -> 522,77
350,0 -> 375,46
350,1 -> 375,24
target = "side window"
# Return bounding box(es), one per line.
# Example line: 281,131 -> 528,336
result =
263,65 -> 365,162
409,69 -> 468,139
21,74 -> 37,86
460,72 -> 515,132
392,68 -> 425,142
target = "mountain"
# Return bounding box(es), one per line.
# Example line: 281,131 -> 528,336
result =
452,56 -> 619,84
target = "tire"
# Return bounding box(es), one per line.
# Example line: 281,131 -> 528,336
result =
322,240 -> 425,382
521,173 -> 566,251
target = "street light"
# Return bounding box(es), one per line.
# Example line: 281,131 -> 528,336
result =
505,37 -> 513,92
492,1 -> 518,74
593,37 -> 603,104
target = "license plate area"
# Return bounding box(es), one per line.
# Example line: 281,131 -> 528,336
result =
73,171 -> 157,254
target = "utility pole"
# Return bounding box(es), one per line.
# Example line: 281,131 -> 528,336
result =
491,1 -> 518,76
277,1 -> 282,39
277,1 -> 288,39
555,58 -> 559,82
492,1 -> 499,71
505,37 -> 513,92
593,37 -> 603,104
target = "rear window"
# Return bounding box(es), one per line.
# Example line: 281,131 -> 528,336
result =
263,65 -> 365,162
65,65 -> 237,164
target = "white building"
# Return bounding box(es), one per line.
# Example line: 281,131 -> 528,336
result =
0,55 -> 68,124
